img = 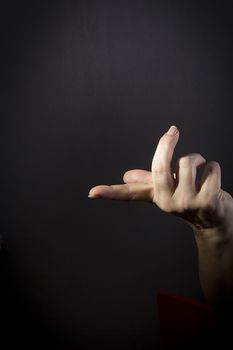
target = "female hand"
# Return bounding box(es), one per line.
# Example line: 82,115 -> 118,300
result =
89,125 -> 233,234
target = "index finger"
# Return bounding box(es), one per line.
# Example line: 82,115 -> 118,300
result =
151,125 -> 180,199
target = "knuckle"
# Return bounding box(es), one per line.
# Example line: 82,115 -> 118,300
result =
200,197 -> 217,212
178,156 -> 193,168
158,201 -> 173,213
182,196 -> 196,211
178,153 -> 205,168
207,161 -> 221,171
193,153 -> 206,162
153,195 -> 173,213
153,167 -> 167,174
153,162 -> 168,173
172,193 -> 197,212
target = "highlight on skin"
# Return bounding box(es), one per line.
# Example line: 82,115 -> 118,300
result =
89,125 -> 233,312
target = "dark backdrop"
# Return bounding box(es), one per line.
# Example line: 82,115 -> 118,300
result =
1,0 -> 233,349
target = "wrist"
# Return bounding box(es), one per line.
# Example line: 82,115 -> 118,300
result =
192,200 -> 233,243
192,221 -> 233,246
193,225 -> 228,240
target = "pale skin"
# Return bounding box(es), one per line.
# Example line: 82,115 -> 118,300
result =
89,125 -> 233,314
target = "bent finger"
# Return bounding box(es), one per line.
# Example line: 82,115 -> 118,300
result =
198,161 -> 221,195
175,153 -> 206,195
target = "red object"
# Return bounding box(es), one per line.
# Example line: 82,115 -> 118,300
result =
157,290 -> 217,348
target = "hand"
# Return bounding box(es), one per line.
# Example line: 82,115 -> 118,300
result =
89,125 -> 233,234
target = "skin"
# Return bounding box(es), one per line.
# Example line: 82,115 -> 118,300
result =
89,125 -> 233,314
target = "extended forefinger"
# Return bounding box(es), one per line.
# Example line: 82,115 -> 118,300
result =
151,125 -> 180,199
88,183 -> 153,201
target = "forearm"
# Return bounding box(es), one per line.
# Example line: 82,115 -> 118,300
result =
193,226 -> 233,314
89,125 -> 233,315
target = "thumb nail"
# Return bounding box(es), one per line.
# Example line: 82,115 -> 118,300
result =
166,125 -> 178,136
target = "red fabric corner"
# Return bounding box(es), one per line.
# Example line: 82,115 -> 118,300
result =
157,289 -> 217,348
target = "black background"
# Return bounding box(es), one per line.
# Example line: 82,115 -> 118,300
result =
1,0 -> 233,349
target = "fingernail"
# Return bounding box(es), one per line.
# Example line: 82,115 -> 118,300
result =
166,125 -> 178,136
88,190 -> 95,198
88,192 -> 101,199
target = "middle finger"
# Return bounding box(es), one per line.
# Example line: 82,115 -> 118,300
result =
151,125 -> 180,199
